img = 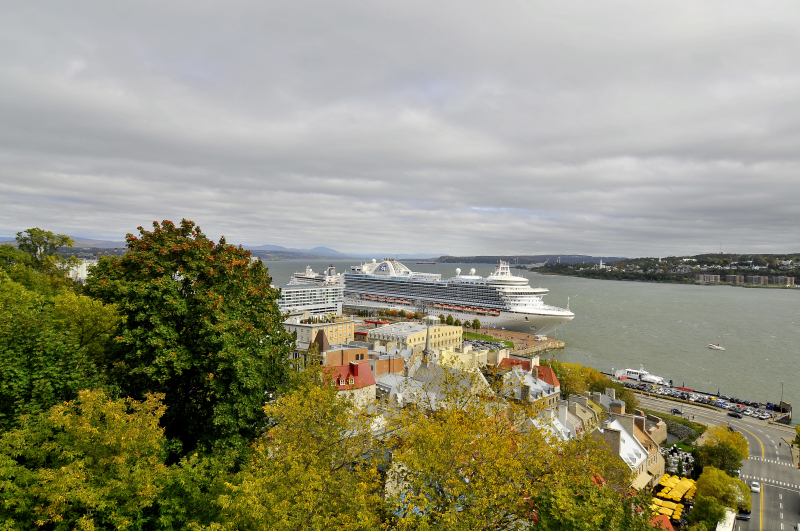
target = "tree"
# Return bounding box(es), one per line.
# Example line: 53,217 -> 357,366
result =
398,309 -> 406,318
695,466 -> 751,512
472,318 -> 481,331
454,318 -> 462,327
380,371 -> 653,531
445,314 -> 454,325
464,321 -> 471,330
51,289 -> 123,364
209,367 -> 382,531
439,314 -> 446,323
0,389 -> 171,529
413,311 -> 421,319
15,227 -> 78,273
85,219 -> 295,455
0,270 -> 103,430
687,495 -> 726,529
794,424 -> 800,446
698,426 -> 749,476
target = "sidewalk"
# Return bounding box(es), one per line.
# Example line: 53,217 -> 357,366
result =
779,434 -> 799,467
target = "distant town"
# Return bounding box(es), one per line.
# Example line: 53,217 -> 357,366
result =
526,254 -> 798,288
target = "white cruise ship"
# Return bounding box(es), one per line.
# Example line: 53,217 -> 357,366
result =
344,259 -> 574,336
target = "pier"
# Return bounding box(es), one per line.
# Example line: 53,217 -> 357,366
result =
474,328 -> 565,358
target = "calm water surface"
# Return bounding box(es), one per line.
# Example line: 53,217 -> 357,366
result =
266,259 -> 800,408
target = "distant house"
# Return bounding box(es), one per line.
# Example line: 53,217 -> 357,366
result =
501,366 -> 560,409
327,361 -> 376,408
592,415 -> 664,490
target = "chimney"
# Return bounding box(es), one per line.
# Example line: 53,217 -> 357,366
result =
634,415 -> 646,433
530,366 -> 538,379
350,361 -> 359,377
521,385 -> 531,402
604,427 -> 622,456
617,415 -> 635,437
605,388 -> 615,400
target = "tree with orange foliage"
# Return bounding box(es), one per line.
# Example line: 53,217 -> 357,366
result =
86,219 -> 294,456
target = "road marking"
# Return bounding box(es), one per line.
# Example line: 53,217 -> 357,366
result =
780,502 -> 783,509
780,493 -> 783,499
781,512 -> 783,519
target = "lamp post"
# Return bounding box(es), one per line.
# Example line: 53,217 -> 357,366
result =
780,381 -> 784,412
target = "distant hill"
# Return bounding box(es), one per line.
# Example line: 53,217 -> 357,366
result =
437,254 -> 628,264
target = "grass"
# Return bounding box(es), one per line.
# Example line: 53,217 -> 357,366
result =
462,331 -> 515,349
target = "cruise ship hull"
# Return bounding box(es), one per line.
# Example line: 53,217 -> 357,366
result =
344,297 -> 573,336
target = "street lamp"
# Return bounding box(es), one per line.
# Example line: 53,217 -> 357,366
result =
780,381 -> 784,412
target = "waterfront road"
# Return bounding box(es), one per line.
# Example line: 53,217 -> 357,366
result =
637,395 -> 800,531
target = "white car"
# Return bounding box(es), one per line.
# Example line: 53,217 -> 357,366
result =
751,481 -> 761,493
759,412 -> 770,420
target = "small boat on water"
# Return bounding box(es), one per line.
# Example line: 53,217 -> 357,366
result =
615,365 -> 668,386
708,332 -> 726,351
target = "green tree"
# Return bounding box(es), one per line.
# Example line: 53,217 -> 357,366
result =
398,309 -> 406,318
697,426 -> 749,477
15,227 -> 79,273
85,219 -> 294,455
695,466 -> 751,512
471,318 -> 481,330
208,367 -> 381,531
794,424 -> 800,446
413,311 -> 421,319
0,389 -> 171,529
445,314 -> 454,325
454,318 -> 462,327
51,289 -> 123,364
687,495 -> 726,529
0,270 -> 103,430
439,314 -> 446,323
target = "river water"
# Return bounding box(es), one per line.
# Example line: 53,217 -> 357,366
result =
265,259 -> 800,408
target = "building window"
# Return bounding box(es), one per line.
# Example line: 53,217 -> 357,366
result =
339,379 -> 345,385
348,378 -> 354,385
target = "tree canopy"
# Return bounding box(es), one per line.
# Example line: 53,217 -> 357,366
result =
697,426 -> 749,477
0,389 -> 170,529
85,219 -> 294,455
695,466 -> 751,512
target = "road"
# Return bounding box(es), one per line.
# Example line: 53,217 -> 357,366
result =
638,395 -> 800,531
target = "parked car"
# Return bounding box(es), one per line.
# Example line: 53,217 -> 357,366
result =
728,411 -> 742,418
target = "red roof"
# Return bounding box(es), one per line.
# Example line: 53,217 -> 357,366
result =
499,358 -> 531,372
650,514 -> 674,531
535,365 -> 560,388
327,362 -> 376,391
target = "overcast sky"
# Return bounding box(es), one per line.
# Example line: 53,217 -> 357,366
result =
2,1 -> 799,257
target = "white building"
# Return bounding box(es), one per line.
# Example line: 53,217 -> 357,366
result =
68,259 -> 98,283
277,282 -> 344,317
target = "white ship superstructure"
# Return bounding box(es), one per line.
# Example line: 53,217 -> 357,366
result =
344,259 -> 574,335
278,265 -> 344,317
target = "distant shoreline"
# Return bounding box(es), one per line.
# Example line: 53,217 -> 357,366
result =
536,271 -> 798,290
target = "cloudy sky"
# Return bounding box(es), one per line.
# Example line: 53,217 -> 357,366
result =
2,1 -> 799,257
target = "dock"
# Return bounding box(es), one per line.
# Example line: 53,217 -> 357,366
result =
473,328 -> 565,358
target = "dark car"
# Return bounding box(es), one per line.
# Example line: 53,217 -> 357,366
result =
736,510 -> 751,520
671,408 -> 683,415
728,411 -> 742,418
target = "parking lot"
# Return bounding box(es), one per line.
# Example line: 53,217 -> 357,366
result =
619,380 -> 780,421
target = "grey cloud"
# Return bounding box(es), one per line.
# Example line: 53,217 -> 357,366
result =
2,1 -> 800,256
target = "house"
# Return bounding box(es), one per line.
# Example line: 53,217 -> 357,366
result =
327,361 -> 376,408
592,418 -> 661,490
501,366 -> 560,409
